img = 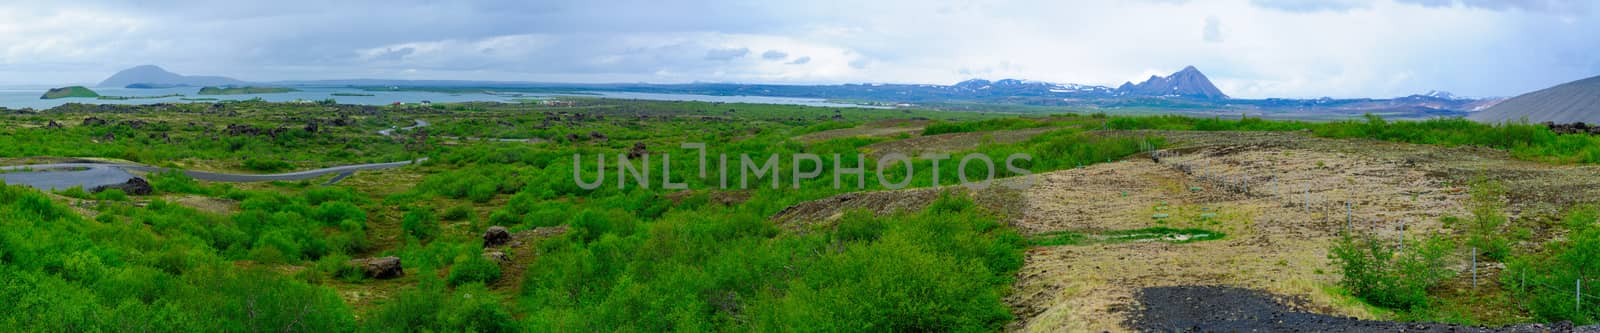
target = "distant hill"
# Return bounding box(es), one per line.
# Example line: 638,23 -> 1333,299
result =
1468,75 -> 1600,124
1115,66 -> 1228,99
40,86 -> 100,99
98,65 -> 246,88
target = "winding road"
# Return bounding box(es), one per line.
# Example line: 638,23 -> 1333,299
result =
1,118 -> 469,192
0,159 -> 426,191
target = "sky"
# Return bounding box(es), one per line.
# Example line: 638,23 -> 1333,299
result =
0,0 -> 1594,98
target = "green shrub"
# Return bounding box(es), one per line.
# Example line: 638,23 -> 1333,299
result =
313,201 -> 366,226
1467,180 -> 1512,261
402,206 -> 440,242
1330,234 -> 1455,310
442,205 -> 473,221
447,254 -> 502,286
94,188 -> 128,201
148,170 -> 206,194
1507,207 -> 1600,324
55,186 -> 91,199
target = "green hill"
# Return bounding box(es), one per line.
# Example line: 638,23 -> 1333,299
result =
39,86 -> 100,99
197,86 -> 299,95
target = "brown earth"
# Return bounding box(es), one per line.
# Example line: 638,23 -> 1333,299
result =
861,126 -> 1060,159
774,129 -> 1600,332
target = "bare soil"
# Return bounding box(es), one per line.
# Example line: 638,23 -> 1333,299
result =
775,129 -> 1600,332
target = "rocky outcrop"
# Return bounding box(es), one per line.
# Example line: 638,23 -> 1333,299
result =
627,142 -> 649,159
91,177 -> 153,195
483,226 -> 511,247
349,256 -> 404,279
1545,122 -> 1600,135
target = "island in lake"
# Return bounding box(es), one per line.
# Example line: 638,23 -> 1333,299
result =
40,86 -> 100,99
331,92 -> 375,96
197,86 -> 299,95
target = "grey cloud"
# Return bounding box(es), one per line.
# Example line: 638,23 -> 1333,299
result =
369,47 -> 415,61
762,50 -> 788,60
788,56 -> 811,65
1203,16 -> 1223,43
849,58 -> 870,69
704,47 -> 749,61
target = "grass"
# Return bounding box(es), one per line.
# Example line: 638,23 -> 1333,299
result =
1029,227 -> 1226,246
5,98 -> 1600,330
40,86 -> 99,99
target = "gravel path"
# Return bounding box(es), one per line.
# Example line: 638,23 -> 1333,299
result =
1130,286 -> 1588,333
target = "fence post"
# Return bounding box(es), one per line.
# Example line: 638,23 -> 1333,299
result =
1579,279 -> 1583,314
1472,247 -> 1478,289
1345,202 -> 1352,235
1399,220 -> 1406,251
1304,184 -> 1310,213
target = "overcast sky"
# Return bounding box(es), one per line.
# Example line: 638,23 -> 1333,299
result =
0,0 -> 1594,98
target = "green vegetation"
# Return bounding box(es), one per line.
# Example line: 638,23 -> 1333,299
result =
1330,234 -> 1456,310
1029,227 -> 1225,246
198,86 -> 299,95
40,86 -> 100,99
9,97 -> 1600,330
1506,205 -> 1600,324
1106,114 -> 1600,164
922,117 -> 1049,135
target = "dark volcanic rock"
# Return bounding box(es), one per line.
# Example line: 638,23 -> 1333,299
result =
349,256 -> 404,279
627,142 -> 649,159
1131,286 -> 1586,332
91,177 -> 153,195
483,226 -> 511,247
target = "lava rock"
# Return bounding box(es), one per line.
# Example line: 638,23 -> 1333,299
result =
349,256 -> 404,279
91,177 -> 153,196
483,226 -> 511,247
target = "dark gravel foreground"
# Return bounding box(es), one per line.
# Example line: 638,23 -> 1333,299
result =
1128,286 -> 1597,333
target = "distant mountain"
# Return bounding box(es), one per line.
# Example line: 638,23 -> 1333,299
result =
1115,66 -> 1228,99
97,65 -> 246,88
1469,75 -> 1600,124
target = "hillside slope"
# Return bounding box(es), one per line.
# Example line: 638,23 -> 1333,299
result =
1468,75 -> 1600,124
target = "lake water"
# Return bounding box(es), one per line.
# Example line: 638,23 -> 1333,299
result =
0,86 -> 882,110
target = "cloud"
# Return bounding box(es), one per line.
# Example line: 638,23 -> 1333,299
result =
1249,0 -> 1371,12
704,47 -> 749,61
1203,16 -> 1224,42
787,56 -> 811,65
761,50 -> 788,60
0,0 -> 1595,98
1396,0 -> 1590,13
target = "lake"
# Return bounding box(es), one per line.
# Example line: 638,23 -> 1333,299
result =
0,86 -> 883,110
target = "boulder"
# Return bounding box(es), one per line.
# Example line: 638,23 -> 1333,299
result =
349,256 -> 404,279
627,142 -> 649,159
483,226 -> 511,247
91,177 -> 153,195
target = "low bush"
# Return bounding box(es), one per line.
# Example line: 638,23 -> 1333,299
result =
1330,234 -> 1455,310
